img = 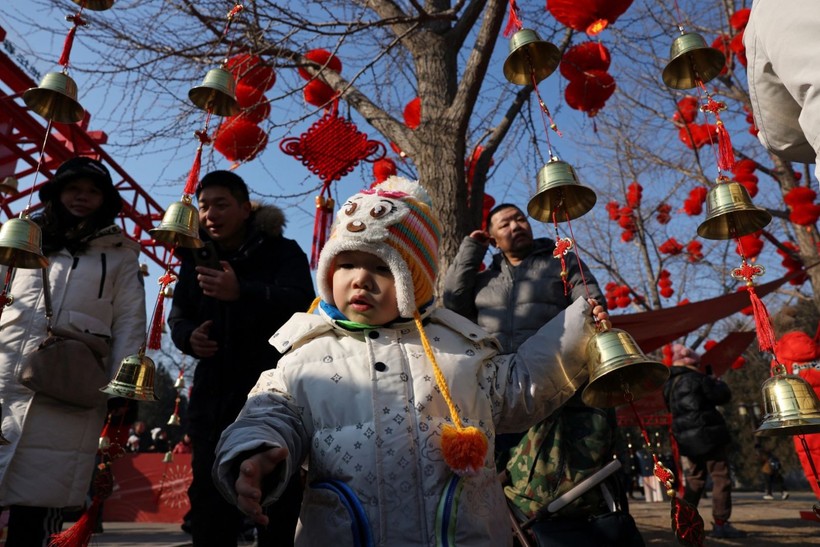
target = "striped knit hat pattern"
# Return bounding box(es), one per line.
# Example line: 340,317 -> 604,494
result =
316,176 -> 441,317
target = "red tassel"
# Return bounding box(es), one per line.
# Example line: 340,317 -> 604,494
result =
503,0 -> 523,37
183,129 -> 211,195
310,193 -> 335,269
147,293 -> 165,350
49,497 -> 102,547
58,15 -> 86,67
747,285 -> 776,352
716,121 -> 735,172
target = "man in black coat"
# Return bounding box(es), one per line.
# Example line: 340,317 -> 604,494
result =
168,171 -> 314,547
663,344 -> 745,539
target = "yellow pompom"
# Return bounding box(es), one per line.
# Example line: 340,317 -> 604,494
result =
441,425 -> 488,476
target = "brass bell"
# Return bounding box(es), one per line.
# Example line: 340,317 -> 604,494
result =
23,71 -> 85,124
173,375 -> 186,391
163,285 -> 175,298
100,351 -> 159,401
0,216 -> 49,269
167,413 -> 181,427
503,29 -> 561,86
755,368 -> 820,437
162,451 -> 174,463
582,326 -> 670,408
189,67 -> 240,117
662,32 -> 726,89
139,263 -> 150,276
70,0 -> 115,10
0,176 -> 19,196
150,197 -> 204,249
697,181 -> 772,240
98,435 -> 111,451
527,158 -> 597,223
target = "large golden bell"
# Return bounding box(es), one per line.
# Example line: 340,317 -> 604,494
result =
0,216 -> 49,269
189,68 -> 240,117
503,29 -> 561,86
0,176 -> 19,196
70,0 -> 115,10
100,351 -> 159,401
582,327 -> 670,408
662,32 -> 726,89
23,71 -> 85,124
755,368 -> 820,437
527,159 -> 597,223
697,181 -> 772,240
150,198 -> 203,248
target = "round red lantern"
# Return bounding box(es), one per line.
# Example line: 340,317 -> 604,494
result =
564,70 -> 616,116
303,79 -> 337,108
559,41 -> 611,81
214,118 -> 268,163
235,82 -> 265,109
548,0 -> 634,36
403,97 -> 421,129
225,53 -> 276,92
298,49 -> 343,80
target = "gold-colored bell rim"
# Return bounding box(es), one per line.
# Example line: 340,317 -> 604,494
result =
70,0 -> 115,11
23,72 -> 85,124
527,159 -> 597,223
582,327 -> 670,408
697,182 -> 772,239
0,217 -> 49,269
188,67 -> 240,117
662,32 -> 726,90
149,200 -> 204,249
0,176 -> 20,195
503,29 -> 561,86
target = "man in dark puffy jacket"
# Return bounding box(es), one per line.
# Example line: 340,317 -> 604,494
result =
663,344 -> 745,539
168,171 -> 314,546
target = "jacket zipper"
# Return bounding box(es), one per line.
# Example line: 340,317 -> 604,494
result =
97,253 -> 107,298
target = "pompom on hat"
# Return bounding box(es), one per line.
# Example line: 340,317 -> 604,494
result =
671,343 -> 701,368
774,331 -> 817,366
316,175 -> 441,318
313,177 -> 487,476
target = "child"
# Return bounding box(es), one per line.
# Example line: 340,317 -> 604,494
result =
214,177 -> 606,546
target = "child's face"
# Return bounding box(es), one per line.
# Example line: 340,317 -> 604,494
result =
332,250 -> 400,325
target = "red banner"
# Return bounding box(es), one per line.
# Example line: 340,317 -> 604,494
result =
104,453 -> 192,523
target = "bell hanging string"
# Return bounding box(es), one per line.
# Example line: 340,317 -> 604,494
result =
732,257 -> 776,352
147,270 -> 177,350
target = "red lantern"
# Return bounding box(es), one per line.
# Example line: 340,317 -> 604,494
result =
225,53 -> 276,91
659,238 -> 684,256
711,35 -> 733,76
403,97 -> 421,129
730,32 -> 747,68
672,96 -> 700,125
298,49 -> 343,80
735,232 -> 764,259
234,101 -> 271,125
235,82 -> 265,109
214,118 -> 268,163
606,200 -> 620,221
656,203 -> 672,224
564,70 -> 616,116
372,157 -> 398,185
730,8 -> 751,31
559,41 -> 611,81
303,79 -> 337,108
686,240 -> 703,262
548,0 -> 634,36
678,123 -> 716,150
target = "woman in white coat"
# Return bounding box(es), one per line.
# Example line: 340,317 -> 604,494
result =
0,157 -> 146,546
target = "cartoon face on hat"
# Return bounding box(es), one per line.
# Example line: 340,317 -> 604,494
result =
316,176 -> 441,318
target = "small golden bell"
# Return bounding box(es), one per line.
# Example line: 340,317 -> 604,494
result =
162,451 -> 174,463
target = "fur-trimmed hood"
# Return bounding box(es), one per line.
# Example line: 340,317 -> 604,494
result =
249,202 -> 286,238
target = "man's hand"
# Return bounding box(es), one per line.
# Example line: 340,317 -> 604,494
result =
236,447 -> 289,526
588,298 -> 611,331
196,261 -> 241,301
469,229 -> 494,248
190,319 -> 218,358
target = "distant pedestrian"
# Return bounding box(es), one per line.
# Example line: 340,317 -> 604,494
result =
756,443 -> 789,501
663,344 -> 745,539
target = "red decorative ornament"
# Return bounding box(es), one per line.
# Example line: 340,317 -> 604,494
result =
730,8 -> 751,31
656,203 -> 672,224
280,102 -> 385,267
785,187 -> 820,226
225,53 -> 276,91
731,260 -> 776,352
729,32 -> 748,67
626,181 -> 642,208
235,82 -> 265,109
662,344 -> 673,366
481,193 -> 496,231
303,79 -> 338,108
372,157 -> 398,185
672,96 -> 700,125
659,237 -> 684,256
233,101 -> 271,125
298,49 -> 343,80
559,41 -> 611,81
605,200 -> 620,220
678,123 -> 715,150
686,240 -> 703,262
710,35 -> 732,76
778,242 -> 808,285
683,186 -> 708,216
403,97 -> 421,129
564,70 -> 616,117
735,232 -> 764,260
547,0 -> 634,36
214,118 -> 268,163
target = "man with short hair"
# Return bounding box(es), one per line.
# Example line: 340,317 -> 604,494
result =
168,170 -> 314,547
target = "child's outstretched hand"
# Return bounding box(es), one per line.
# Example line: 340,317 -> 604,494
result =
588,298 -> 611,331
236,447 -> 289,525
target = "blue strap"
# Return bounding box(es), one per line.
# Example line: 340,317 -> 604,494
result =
311,479 -> 374,547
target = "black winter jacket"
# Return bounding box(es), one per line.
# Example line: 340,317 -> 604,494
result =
663,365 -> 732,457
168,204 -> 314,442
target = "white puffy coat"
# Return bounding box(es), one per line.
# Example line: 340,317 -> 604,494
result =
215,298 -> 593,546
0,226 -> 146,507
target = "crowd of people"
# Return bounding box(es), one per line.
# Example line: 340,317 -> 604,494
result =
1,151 -> 818,547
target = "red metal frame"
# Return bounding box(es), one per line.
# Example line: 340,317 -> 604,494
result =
0,26 -> 174,270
